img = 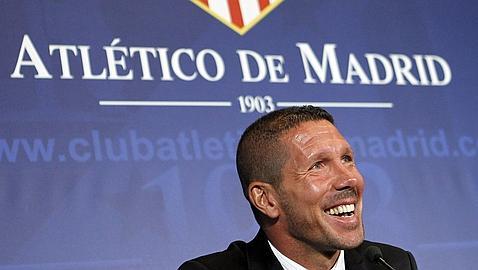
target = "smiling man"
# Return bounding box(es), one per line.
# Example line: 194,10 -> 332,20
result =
179,106 -> 418,270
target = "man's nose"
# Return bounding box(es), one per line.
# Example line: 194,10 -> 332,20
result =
332,162 -> 360,190
335,177 -> 359,191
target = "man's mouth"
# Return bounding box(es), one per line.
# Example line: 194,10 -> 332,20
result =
324,204 -> 355,217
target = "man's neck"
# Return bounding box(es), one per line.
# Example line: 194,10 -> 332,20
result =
265,230 -> 341,270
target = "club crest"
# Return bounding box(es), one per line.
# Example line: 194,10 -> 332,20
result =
191,0 -> 284,35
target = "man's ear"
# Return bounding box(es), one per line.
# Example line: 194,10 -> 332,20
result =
248,181 -> 280,219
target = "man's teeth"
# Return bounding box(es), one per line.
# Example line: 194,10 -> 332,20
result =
325,204 -> 355,216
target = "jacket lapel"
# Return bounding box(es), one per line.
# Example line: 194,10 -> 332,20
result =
246,230 -> 373,270
345,247 -> 369,270
246,230 -> 284,270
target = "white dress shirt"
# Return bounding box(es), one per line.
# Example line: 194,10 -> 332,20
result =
268,241 -> 345,270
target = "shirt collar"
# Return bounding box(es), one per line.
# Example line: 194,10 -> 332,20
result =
268,241 -> 345,270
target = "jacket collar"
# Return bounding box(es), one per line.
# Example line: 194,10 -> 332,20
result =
245,230 -> 367,270
246,230 -> 284,270
344,247 -> 366,270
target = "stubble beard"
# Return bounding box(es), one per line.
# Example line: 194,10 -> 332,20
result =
279,193 -> 365,252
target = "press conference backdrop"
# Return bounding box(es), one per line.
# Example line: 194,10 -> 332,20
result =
1,1 -> 477,269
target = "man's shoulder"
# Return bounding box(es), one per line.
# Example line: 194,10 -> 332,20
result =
178,240 -> 249,270
178,230 -> 281,270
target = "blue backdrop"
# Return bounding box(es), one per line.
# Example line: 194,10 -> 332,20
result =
1,1 -> 477,269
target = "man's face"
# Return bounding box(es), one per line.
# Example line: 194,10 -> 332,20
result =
276,120 -> 365,251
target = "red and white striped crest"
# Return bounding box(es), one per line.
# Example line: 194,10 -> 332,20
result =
191,0 -> 284,35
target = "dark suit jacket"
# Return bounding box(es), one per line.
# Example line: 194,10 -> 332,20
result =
178,230 -> 417,270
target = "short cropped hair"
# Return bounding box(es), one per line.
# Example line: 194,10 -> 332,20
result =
236,106 -> 334,199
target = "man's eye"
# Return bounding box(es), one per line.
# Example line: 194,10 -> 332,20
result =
342,155 -> 353,163
311,161 -> 324,170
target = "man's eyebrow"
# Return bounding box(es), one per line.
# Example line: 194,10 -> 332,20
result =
305,147 -> 336,160
343,145 -> 354,153
305,144 -> 354,158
